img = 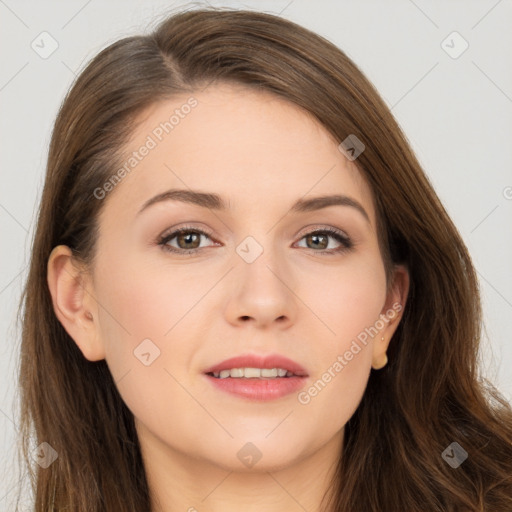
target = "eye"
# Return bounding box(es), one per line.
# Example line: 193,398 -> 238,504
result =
294,227 -> 353,255
157,225 -> 353,256
158,225 -> 216,254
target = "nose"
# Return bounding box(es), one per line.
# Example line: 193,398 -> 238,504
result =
224,246 -> 297,329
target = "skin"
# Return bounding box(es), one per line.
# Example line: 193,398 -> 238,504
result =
47,83 -> 409,512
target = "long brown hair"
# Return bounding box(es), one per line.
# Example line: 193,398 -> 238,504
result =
16,7 -> 512,511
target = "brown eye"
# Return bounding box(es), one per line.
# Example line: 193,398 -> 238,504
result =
304,232 -> 329,250
296,228 -> 353,255
158,227 -> 215,254
175,231 -> 202,250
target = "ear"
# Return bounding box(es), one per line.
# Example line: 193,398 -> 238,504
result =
371,264 -> 409,370
47,245 -> 105,361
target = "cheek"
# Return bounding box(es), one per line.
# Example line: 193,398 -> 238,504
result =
92,252 -> 217,399
94,251 -> 213,344
306,251 -> 387,346
92,257 -> 202,429
295,253 -> 385,418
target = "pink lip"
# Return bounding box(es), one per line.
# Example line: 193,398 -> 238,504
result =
203,353 -> 308,376
203,353 -> 309,401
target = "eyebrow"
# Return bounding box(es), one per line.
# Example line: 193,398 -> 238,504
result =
137,188 -> 370,224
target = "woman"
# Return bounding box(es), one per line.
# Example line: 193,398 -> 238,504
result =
17,7 -> 512,511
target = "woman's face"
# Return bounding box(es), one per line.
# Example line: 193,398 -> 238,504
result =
52,83 -> 407,473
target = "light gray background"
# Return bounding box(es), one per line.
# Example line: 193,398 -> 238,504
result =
1,0 -> 511,508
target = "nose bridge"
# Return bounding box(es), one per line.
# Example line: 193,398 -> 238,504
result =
235,233 -> 286,290
228,232 -> 295,325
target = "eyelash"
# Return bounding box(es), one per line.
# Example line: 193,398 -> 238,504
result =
157,224 -> 353,256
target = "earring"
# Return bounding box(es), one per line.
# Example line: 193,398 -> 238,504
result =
372,337 -> 388,370
373,353 -> 388,370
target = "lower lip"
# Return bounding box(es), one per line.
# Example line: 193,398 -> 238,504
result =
204,374 -> 308,401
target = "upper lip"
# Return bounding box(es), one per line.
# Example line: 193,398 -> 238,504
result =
203,353 -> 309,377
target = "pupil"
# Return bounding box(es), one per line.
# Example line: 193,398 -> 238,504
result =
310,234 -> 327,249
181,232 -> 199,249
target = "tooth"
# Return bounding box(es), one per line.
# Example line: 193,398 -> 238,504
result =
211,367 -> 295,379
244,367 -> 262,378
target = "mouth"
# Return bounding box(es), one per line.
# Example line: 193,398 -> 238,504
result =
203,354 -> 309,401
206,367 -> 303,379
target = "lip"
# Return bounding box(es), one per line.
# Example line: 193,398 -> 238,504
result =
203,353 -> 309,401
203,353 -> 309,377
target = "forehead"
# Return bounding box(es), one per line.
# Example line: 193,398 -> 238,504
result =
103,83 -> 375,224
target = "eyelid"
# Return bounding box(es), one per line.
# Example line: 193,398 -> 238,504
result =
159,223 -> 216,240
295,224 -> 349,239
158,223 -> 349,240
